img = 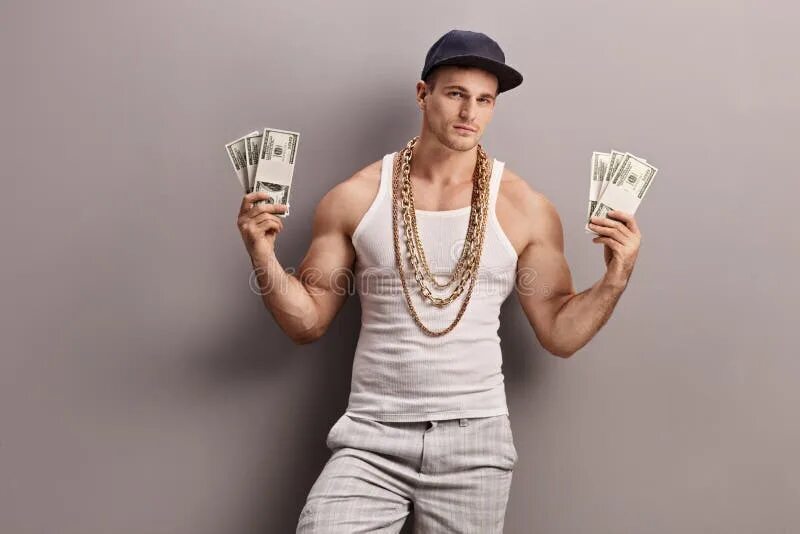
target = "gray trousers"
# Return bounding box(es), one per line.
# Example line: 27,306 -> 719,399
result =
296,413 -> 518,533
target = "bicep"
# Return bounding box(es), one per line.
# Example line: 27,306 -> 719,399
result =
515,197 -> 576,350
296,188 -> 356,333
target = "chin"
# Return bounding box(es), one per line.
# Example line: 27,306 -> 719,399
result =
438,130 -> 478,152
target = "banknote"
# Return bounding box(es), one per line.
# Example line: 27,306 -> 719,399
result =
599,151 -> 647,201
252,128 -> 300,218
244,131 -> 263,193
585,152 -> 658,234
598,150 -> 625,201
224,132 -> 257,192
588,151 -> 611,224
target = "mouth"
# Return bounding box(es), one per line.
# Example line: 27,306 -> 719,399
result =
453,124 -> 477,133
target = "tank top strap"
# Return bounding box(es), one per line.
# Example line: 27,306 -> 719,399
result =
488,156 -> 505,217
379,152 -> 394,199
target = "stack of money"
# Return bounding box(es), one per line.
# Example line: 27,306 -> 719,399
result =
225,128 -> 300,218
586,150 -> 658,234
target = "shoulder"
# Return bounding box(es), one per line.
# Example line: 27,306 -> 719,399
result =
498,166 -> 556,216
498,166 -> 564,248
314,157 -> 383,237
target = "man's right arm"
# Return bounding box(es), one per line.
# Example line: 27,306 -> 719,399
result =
247,182 -> 356,345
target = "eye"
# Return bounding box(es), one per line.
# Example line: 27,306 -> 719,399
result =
449,91 -> 463,97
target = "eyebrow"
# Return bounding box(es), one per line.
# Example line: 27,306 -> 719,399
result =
443,85 -> 496,99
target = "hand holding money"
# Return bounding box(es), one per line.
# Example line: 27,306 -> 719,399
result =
588,209 -> 641,285
236,191 -> 289,263
585,149 -> 655,285
586,150 -> 657,234
225,127 -> 300,218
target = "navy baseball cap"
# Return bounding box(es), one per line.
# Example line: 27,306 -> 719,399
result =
421,29 -> 523,94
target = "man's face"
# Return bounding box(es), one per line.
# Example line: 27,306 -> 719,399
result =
417,65 -> 498,152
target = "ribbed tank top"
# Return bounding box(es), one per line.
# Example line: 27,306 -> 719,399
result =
344,152 -> 518,422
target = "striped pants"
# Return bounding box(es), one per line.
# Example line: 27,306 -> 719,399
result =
296,413 -> 518,533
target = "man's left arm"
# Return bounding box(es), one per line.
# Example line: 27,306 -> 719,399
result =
515,191 -> 642,358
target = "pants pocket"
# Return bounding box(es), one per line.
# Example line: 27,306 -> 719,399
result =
502,415 -> 519,469
325,414 -> 348,450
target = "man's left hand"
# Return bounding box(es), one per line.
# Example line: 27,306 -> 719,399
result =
588,210 -> 641,286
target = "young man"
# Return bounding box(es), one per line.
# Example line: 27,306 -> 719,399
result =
237,29 -> 641,533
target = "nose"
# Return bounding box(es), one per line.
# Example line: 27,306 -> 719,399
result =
459,98 -> 478,121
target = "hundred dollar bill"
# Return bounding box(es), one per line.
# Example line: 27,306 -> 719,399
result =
252,128 -> 300,218
224,131 -> 258,192
588,152 -> 611,224
598,150 -> 648,201
588,150 -> 649,233
585,153 -> 657,234
598,150 -> 625,201
244,131 -> 263,193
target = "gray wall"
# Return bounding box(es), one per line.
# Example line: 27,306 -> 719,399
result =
1,1 -> 797,532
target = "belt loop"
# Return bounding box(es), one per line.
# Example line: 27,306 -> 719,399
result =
459,418 -> 469,427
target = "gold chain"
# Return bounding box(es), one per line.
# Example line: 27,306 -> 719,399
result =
395,136 -> 491,306
391,135 -> 492,336
401,147 -> 485,290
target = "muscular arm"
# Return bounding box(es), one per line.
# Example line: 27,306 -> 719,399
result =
515,189 -> 627,358
251,182 -> 356,345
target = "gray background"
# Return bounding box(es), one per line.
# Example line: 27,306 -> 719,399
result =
1,0 -> 797,533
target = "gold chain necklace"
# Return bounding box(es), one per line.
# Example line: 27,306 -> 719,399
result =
402,149 -> 485,291
395,136 -> 491,305
391,135 -> 492,336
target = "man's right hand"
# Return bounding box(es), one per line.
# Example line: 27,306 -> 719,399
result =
236,191 -> 289,264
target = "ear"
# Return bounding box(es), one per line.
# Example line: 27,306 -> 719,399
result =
416,81 -> 427,110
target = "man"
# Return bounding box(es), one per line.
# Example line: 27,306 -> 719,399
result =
237,29 -> 641,533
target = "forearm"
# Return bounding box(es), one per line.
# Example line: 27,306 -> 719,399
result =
547,273 -> 627,357
250,253 -> 320,344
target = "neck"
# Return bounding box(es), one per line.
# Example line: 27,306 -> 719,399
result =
407,131 -> 480,187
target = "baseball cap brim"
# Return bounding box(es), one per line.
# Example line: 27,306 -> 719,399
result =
424,54 -> 523,94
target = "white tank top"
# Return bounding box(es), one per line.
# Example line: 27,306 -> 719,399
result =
344,151 -> 518,422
